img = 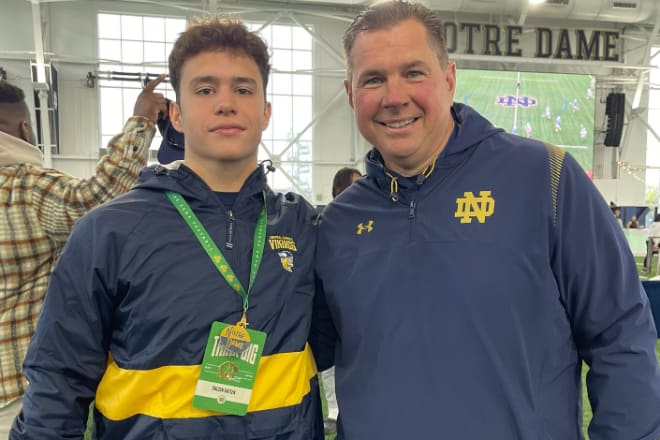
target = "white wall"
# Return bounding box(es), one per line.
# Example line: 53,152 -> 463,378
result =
1,0 -> 657,204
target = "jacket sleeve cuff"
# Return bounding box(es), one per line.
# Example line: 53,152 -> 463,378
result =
107,116 -> 156,163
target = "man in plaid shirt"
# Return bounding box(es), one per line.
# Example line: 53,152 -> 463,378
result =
0,76 -> 166,435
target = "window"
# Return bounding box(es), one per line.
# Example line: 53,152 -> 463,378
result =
97,13 -> 185,160
250,23 -> 314,199
97,14 -> 315,199
646,46 -> 660,207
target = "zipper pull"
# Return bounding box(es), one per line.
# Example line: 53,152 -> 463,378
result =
225,210 -> 235,249
409,200 -> 416,219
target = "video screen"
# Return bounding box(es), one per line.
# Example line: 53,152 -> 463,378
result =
455,70 -> 595,176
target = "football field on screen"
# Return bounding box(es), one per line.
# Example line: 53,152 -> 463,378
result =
455,69 -> 595,174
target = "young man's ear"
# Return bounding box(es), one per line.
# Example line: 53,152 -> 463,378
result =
261,101 -> 272,131
170,101 -> 183,133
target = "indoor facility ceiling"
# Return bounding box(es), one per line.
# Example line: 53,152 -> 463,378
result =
290,0 -> 660,25
27,0 -> 660,26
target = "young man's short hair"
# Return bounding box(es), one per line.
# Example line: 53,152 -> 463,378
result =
168,17 -> 271,100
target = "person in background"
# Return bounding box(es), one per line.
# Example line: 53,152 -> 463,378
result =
613,206 -> 624,228
332,167 -> 361,199
579,124 -> 588,140
644,213 -> 660,272
627,214 -> 640,229
543,104 -> 551,119
10,17 -> 323,439
0,76 -> 165,436
321,166 -> 361,435
312,1 -> 660,439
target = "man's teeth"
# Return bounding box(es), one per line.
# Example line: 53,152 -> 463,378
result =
385,118 -> 415,128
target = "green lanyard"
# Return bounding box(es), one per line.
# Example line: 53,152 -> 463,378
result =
166,191 -> 267,325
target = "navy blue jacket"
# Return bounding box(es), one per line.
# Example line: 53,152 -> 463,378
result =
12,163 -> 323,439
314,103 -> 660,440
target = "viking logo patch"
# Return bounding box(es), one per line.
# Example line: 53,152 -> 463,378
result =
277,250 -> 294,273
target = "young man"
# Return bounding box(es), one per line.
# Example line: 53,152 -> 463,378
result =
312,1 -> 660,439
11,18 -> 322,439
0,76 -> 164,436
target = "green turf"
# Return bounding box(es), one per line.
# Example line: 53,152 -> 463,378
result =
637,255 -> 659,279
320,375 -> 336,440
455,70 -> 595,174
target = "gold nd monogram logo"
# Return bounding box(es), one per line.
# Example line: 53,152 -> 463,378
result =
356,220 -> 374,235
454,191 -> 495,224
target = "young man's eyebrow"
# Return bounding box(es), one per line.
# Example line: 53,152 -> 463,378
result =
188,75 -> 219,87
232,76 -> 258,87
187,76 -> 258,87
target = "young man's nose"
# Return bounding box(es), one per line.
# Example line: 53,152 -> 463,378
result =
214,88 -> 237,114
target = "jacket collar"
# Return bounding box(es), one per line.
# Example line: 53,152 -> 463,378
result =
0,130 -> 43,167
136,161 -> 269,203
364,103 -> 503,201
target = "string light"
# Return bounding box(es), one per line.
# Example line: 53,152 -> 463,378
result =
618,161 -> 646,183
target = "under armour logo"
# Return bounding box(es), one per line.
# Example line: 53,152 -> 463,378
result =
454,191 -> 495,224
356,220 -> 374,235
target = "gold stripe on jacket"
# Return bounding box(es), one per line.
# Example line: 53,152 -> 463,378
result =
95,343 -> 317,420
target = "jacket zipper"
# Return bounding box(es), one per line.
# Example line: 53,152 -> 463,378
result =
409,200 -> 417,239
409,200 -> 416,219
225,209 -> 235,249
